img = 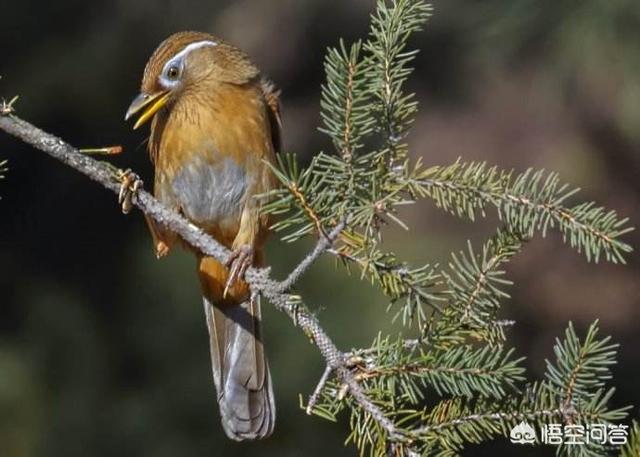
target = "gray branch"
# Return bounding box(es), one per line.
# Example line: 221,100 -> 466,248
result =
0,112 -> 404,442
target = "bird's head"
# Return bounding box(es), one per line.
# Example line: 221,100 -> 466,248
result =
125,31 -> 259,129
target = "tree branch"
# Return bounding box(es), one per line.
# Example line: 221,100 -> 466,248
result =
276,218 -> 347,293
0,112 -> 403,442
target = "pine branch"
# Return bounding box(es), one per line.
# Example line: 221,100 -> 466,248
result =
266,156 -> 447,330
544,321 -> 631,457
306,318 -> 629,455
259,0 -> 633,449
0,112 -> 405,444
545,321 -> 618,408
320,39 -> 373,164
348,336 -> 525,399
266,0 -> 434,245
424,228 -> 525,348
407,384 -> 627,456
333,243 -> 445,327
620,420 -> 640,457
410,385 -> 562,439
413,161 -> 634,263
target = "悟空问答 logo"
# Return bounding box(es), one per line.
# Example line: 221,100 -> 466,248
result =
510,421 -> 537,444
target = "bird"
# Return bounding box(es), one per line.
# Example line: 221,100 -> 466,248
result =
122,31 -> 280,441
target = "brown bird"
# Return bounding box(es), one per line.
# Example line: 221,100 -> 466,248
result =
123,31 -> 280,440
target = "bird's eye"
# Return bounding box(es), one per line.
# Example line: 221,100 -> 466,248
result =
166,65 -> 180,80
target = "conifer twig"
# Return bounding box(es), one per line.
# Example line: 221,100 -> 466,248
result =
276,218 -> 347,293
307,365 -> 334,415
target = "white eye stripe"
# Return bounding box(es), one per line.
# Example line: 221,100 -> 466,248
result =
165,40 -> 218,69
159,40 -> 218,87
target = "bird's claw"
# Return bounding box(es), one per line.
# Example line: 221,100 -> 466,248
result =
155,241 -> 170,259
224,245 -> 254,298
117,169 -> 143,214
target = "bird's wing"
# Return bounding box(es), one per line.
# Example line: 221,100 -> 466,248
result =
260,78 -> 282,154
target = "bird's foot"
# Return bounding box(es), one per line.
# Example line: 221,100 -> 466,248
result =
155,241 -> 170,259
116,169 -> 143,214
224,244 -> 254,298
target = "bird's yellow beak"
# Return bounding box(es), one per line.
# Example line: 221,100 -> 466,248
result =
125,90 -> 170,130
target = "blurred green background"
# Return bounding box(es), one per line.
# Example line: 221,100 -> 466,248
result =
0,1 -> 638,456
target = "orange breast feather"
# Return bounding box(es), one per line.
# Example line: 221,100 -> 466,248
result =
151,82 -> 276,246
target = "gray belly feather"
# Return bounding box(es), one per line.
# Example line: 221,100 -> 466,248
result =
171,157 -> 247,225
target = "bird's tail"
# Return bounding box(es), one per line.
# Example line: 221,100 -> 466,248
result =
197,255 -> 275,441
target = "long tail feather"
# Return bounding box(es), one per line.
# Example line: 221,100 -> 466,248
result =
198,256 -> 275,440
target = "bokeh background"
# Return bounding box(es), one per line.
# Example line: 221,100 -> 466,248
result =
1,1 -> 639,456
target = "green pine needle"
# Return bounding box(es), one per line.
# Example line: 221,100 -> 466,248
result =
259,1 -> 635,455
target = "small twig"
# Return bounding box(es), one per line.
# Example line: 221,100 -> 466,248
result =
306,365 -> 333,415
0,95 -> 19,116
79,145 -> 123,155
277,218 -> 347,293
346,339 -> 422,358
288,182 -> 329,239
495,319 -> 516,327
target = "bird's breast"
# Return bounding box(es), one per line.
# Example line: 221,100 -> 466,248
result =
150,82 -> 273,243
167,154 -> 248,229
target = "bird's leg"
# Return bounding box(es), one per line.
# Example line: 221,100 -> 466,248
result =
114,167 -> 174,258
116,168 -> 143,214
224,244 -> 254,298
143,213 -> 173,258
